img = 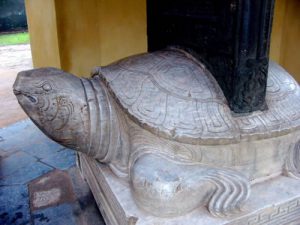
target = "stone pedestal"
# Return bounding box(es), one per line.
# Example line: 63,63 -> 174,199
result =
78,154 -> 300,225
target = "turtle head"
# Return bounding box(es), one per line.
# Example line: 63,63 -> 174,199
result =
13,67 -> 89,151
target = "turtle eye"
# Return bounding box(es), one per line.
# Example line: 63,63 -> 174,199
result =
42,83 -> 52,92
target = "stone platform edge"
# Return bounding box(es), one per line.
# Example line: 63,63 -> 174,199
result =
77,153 -> 300,225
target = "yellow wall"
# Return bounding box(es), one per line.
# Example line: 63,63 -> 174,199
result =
26,0 -> 299,80
25,0 -> 61,68
99,0 -> 147,66
270,0 -> 300,81
54,0 -> 102,76
25,0 -> 147,77
270,0 -> 286,63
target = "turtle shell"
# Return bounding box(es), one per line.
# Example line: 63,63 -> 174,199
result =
96,48 -> 300,145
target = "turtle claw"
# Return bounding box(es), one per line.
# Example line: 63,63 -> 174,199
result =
207,168 -> 250,217
130,153 -> 250,218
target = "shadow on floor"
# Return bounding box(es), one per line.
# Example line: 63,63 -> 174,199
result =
0,120 -> 105,225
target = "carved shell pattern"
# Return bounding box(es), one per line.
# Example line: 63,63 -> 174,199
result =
99,49 -> 239,145
97,49 -> 300,145
236,61 -> 300,139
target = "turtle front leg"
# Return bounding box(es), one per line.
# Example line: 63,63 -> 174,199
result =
130,153 -> 250,218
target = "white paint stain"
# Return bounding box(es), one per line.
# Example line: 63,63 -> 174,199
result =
33,188 -> 61,208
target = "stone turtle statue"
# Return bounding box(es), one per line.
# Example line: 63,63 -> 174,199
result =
13,48 -> 300,218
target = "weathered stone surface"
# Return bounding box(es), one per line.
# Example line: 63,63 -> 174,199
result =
97,50 -> 300,144
13,48 -> 300,221
80,154 -> 300,225
98,49 -> 237,144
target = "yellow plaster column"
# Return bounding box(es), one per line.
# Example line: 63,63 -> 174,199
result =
270,0 -> 300,81
54,0 -> 102,76
25,0 -> 61,68
25,0 -> 147,77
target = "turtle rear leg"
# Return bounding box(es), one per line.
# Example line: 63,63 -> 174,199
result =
130,153 -> 250,218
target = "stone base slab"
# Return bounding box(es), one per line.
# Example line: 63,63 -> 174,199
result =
78,153 -> 300,225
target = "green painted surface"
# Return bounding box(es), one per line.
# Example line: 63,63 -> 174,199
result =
0,32 -> 29,46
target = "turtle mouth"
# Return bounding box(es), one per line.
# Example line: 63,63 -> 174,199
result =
13,89 -> 38,104
13,89 -> 22,96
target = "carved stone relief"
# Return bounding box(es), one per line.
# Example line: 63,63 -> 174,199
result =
13,48 -> 300,220
286,140 -> 300,179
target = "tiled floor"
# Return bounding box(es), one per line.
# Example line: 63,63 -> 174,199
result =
0,44 -> 105,225
0,120 -> 105,225
0,44 -> 32,127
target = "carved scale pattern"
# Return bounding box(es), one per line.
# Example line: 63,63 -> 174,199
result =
99,49 -> 239,145
236,62 -> 300,139
95,49 -> 300,144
